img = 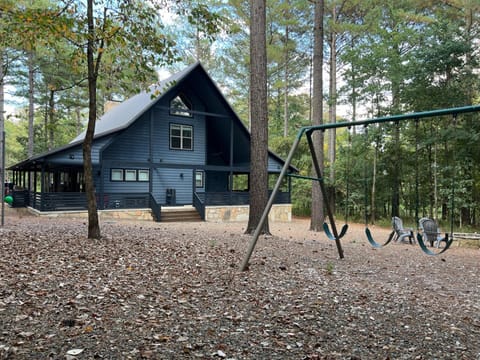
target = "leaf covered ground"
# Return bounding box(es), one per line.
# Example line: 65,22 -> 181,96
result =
0,209 -> 479,359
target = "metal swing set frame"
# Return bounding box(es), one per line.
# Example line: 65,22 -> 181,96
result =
240,104 -> 480,271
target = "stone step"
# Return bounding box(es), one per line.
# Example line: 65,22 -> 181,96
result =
160,207 -> 202,222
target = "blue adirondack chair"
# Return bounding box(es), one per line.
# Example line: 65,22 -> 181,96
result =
418,217 -> 448,248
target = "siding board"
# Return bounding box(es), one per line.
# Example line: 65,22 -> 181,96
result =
152,95 -> 206,166
47,137 -> 111,165
268,156 -> 284,172
152,167 -> 193,205
103,114 -> 150,162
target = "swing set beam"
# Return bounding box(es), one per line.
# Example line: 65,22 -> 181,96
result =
240,104 -> 480,271
302,104 -> 480,132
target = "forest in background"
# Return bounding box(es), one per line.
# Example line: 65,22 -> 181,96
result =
1,0 -> 480,229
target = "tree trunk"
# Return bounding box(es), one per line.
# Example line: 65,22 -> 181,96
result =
48,90 -> 54,151
371,141 -> 377,224
0,55 -> 5,200
391,124 -> 400,217
310,0 -> 325,231
328,8 -> 337,213
28,51 -> 35,158
0,56 -> 3,137
351,39 -> 357,135
245,0 -> 269,235
283,5 -> 289,138
84,0 -> 100,239
76,106 -> 82,134
195,27 -> 202,61
390,42 -> 402,218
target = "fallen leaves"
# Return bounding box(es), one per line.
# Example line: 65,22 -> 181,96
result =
0,216 -> 479,359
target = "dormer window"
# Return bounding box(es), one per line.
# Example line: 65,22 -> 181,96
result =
170,93 -> 192,117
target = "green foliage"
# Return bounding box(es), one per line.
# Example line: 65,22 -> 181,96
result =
2,0 -> 480,230
4,117 -> 25,165
325,262 -> 334,275
269,131 -> 316,216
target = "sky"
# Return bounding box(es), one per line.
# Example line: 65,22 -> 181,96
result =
3,85 -> 22,118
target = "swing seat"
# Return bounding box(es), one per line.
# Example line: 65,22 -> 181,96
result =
418,218 -> 448,248
323,222 -> 348,241
392,216 -> 414,244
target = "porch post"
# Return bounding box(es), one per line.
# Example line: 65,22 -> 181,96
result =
288,175 -> 292,203
99,165 -> 104,209
41,165 -> 45,192
34,170 -> 37,208
192,169 -> 195,201
149,111 -> 154,198
27,170 -> 31,206
53,172 -> 59,192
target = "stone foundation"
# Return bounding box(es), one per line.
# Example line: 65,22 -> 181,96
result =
204,204 -> 292,223
24,204 -> 293,223
27,207 -> 154,221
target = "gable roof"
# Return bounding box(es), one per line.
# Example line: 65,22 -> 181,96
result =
9,62 -> 297,173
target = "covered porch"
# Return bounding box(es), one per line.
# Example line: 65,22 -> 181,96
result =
7,165 -> 292,222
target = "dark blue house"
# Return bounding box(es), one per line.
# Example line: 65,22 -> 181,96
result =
8,62 -> 295,221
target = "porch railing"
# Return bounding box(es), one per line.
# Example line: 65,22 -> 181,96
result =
149,194 -> 162,222
99,193 -> 150,210
29,192 -> 87,211
10,190 -> 290,216
193,192 -> 205,220
196,191 -> 290,206
23,192 -> 152,212
10,190 -> 30,208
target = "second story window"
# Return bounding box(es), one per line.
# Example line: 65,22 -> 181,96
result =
170,123 -> 193,150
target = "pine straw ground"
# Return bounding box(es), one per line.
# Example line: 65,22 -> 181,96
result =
0,208 -> 479,360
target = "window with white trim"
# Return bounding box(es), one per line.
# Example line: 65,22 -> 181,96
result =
110,168 -> 149,182
125,169 -> 137,181
195,170 -> 204,188
111,169 -> 124,181
170,123 -> 193,150
138,170 -> 150,182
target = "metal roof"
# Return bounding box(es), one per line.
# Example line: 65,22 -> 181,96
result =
71,62 -> 198,143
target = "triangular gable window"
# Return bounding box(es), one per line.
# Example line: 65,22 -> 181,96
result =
170,94 -> 193,117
